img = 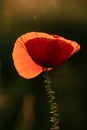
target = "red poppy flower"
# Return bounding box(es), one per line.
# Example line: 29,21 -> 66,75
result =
12,32 -> 80,79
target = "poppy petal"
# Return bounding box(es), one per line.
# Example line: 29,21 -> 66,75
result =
25,37 -> 60,67
52,35 -> 80,66
12,33 -> 43,79
53,34 -> 80,55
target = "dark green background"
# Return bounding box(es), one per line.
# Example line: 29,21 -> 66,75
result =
0,0 -> 86,130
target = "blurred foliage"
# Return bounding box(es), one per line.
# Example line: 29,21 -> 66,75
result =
0,0 -> 87,130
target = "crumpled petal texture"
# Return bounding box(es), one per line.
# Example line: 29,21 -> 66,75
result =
12,32 -> 80,79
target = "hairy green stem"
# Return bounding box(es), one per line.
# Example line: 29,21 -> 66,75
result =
43,68 -> 60,130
